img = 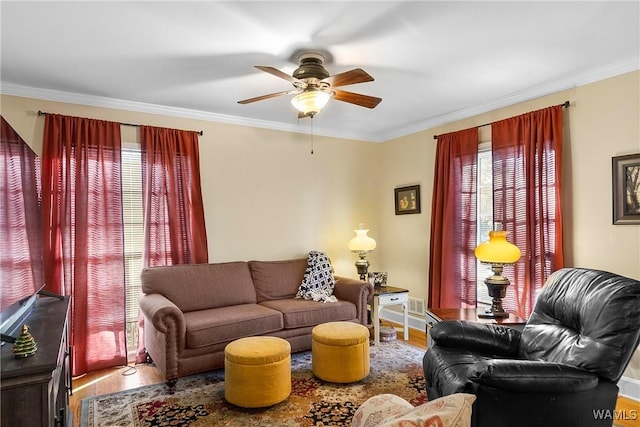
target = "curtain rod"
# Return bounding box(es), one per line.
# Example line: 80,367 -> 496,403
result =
432,100 -> 570,140
37,111 -> 204,136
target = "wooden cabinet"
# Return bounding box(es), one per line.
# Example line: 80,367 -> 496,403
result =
1,296 -> 72,427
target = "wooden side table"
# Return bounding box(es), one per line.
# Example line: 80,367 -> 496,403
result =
372,286 -> 409,346
424,307 -> 526,348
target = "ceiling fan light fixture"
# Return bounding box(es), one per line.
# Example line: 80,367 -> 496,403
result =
238,51 -> 380,115
291,90 -> 331,116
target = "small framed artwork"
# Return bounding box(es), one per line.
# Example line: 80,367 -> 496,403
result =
612,153 -> 640,225
394,185 -> 421,215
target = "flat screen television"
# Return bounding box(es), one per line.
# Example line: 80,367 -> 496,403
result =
0,288 -> 40,343
0,285 -> 62,344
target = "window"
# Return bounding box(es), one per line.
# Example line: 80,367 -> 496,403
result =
121,144 -> 143,360
476,145 -> 492,307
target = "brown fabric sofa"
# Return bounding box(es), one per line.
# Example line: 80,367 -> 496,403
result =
139,258 -> 373,383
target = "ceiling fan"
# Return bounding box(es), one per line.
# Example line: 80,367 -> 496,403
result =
238,51 -> 381,118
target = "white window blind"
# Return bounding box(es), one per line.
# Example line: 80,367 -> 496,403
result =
476,146 -> 493,306
121,145 -> 143,356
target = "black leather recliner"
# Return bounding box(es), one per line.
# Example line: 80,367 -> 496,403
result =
423,268 -> 640,427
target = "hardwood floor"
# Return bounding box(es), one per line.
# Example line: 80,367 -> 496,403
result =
390,319 -> 427,349
69,363 -> 164,426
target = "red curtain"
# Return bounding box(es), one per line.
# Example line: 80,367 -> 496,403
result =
42,114 -> 127,375
136,126 -> 208,363
0,116 -> 43,310
428,127 -> 479,308
140,126 -> 208,267
491,105 -> 564,319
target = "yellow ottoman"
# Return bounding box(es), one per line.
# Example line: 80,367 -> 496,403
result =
224,336 -> 291,408
312,321 -> 370,383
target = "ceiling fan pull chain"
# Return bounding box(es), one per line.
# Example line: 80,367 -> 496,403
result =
310,117 -> 314,155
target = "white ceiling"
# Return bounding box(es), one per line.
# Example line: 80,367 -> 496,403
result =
1,1 -> 638,142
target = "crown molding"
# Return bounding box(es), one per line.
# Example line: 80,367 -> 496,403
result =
2,56 -> 637,144
0,82 -> 377,142
378,57 -> 640,142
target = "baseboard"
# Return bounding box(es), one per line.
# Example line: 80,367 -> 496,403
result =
379,307 -> 425,332
618,376 -> 640,401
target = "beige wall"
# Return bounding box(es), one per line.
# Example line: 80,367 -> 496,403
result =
2,70 -> 639,382
0,94 -> 382,278
378,70 -> 640,383
379,70 -> 640,300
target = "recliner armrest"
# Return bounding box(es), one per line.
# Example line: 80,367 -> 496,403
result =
470,359 -> 599,393
431,321 -> 521,357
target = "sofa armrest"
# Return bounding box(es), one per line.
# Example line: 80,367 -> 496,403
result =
139,293 -> 186,353
431,320 -> 521,357
333,276 -> 374,325
470,359 -> 599,393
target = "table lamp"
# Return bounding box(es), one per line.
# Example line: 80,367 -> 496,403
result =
348,223 -> 376,281
474,230 -> 521,318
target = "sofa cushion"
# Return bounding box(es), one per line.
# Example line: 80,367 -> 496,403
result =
141,262 -> 257,312
248,258 -> 308,302
260,299 -> 356,329
183,304 -> 283,348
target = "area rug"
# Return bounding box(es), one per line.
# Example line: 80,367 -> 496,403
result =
80,340 -> 427,426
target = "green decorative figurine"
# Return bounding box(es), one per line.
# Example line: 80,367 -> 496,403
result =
12,324 -> 38,358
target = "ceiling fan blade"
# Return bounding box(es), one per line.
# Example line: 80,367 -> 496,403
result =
333,89 -> 382,109
255,65 -> 301,84
237,90 -> 293,104
322,68 -> 374,88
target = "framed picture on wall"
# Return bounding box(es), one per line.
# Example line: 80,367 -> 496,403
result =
394,185 -> 421,215
612,153 -> 640,225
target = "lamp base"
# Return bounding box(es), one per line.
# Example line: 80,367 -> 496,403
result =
477,273 -> 510,319
478,306 -> 510,319
355,256 -> 370,282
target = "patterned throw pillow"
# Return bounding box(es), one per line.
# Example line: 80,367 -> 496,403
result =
352,393 -> 476,427
296,251 -> 337,303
